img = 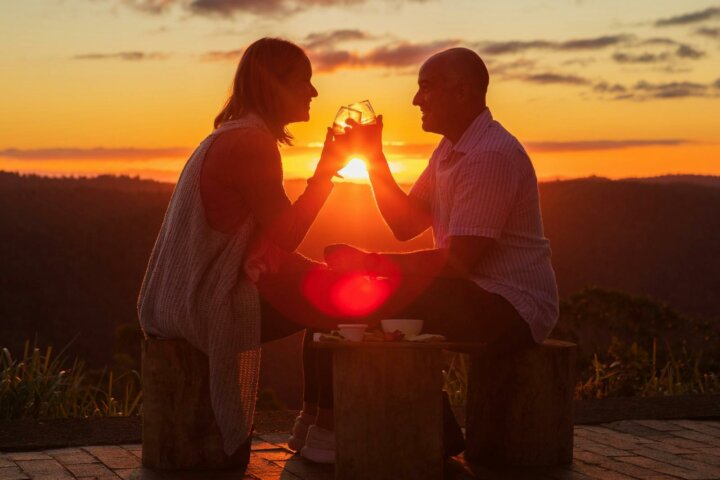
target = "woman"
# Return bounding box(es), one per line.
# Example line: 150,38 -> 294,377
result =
137,38 -> 348,461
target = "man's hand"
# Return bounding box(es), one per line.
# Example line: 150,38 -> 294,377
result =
345,115 -> 385,168
324,243 -> 372,272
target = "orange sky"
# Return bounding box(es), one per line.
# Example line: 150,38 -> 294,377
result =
1,1 -> 719,183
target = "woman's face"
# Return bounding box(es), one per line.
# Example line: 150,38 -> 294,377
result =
278,60 -> 318,124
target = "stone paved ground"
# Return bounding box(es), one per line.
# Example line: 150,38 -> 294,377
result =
1,420 -> 719,479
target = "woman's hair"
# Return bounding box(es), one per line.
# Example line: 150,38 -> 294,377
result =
214,37 -> 310,145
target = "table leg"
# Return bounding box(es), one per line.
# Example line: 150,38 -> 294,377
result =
333,347 -> 444,480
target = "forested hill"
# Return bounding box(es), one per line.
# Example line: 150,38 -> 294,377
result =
1,171 -> 718,366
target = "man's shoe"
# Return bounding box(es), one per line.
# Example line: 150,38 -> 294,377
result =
300,425 -> 336,464
287,412 -> 316,452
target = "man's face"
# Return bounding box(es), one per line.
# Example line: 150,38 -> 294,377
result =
412,60 -> 457,136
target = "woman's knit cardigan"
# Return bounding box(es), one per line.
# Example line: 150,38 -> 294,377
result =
138,114 -> 270,455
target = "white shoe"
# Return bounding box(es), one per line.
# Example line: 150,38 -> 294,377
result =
287,412 -> 316,451
300,425 -> 336,464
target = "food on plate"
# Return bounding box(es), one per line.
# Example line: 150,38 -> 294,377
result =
408,334 -> 446,343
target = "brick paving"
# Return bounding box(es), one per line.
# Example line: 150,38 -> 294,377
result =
1,420 -> 719,479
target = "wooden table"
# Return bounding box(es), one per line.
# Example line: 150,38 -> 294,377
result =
314,342 -> 464,480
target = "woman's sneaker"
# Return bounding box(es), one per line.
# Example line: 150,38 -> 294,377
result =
287,412 -> 316,451
300,425 -> 336,464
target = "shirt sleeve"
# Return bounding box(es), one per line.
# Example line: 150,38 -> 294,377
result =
408,162 -> 434,208
448,150 -> 519,240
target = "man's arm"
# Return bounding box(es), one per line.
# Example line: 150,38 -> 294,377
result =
325,235 -> 495,278
367,151 -> 433,241
347,116 -> 432,240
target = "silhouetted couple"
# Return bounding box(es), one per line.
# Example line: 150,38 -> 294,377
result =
137,37 -> 558,465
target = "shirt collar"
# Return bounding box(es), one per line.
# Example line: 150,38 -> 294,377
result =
446,107 -> 493,154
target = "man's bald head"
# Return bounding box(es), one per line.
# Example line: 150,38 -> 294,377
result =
422,48 -> 490,100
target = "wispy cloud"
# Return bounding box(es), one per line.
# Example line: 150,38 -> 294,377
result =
695,27 -> 720,38
120,0 -> 176,15
612,44 -> 704,64
518,72 -> 591,85
654,6 -> 720,26
477,35 -> 631,55
200,39 -> 460,72
525,139 -> 692,152
72,52 -> 170,61
119,0 -> 430,17
593,82 -> 628,94
596,79 -> 720,100
199,49 -> 243,62
302,29 -> 375,50
0,147 -> 191,161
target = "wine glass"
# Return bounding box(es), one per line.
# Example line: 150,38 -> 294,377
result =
332,100 -> 377,135
348,100 -> 376,125
333,106 -> 362,135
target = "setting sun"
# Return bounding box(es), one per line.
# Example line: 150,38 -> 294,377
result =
338,157 -> 369,181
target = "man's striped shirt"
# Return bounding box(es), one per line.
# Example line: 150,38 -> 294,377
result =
409,108 -> 559,343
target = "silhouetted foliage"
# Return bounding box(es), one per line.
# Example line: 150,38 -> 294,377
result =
1,171 -> 719,374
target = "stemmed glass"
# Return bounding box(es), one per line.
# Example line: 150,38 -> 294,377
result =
332,100 -> 377,135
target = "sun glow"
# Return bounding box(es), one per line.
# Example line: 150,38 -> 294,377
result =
338,157 -> 369,181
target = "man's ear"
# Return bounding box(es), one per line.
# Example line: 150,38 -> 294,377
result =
453,81 -> 470,102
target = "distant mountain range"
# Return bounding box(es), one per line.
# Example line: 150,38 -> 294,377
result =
1,171 -> 718,367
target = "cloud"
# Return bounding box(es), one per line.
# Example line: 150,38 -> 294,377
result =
479,40 -> 553,55
695,27 -> 720,38
306,40 -> 459,72
654,7 -> 720,26
675,44 -> 705,59
303,29 -> 374,50
519,73 -> 592,85
612,44 -> 704,63
633,80 -> 709,98
120,0 -> 176,14
636,37 -> 680,46
0,147 -> 191,161
477,35 -> 630,55
188,0 -> 291,16
72,52 -> 170,61
613,52 -> 668,64
525,139 -> 692,152
199,38 -> 457,72
120,0 -> 429,17
200,49 -> 243,62
596,79 -> 719,100
593,82 -> 627,94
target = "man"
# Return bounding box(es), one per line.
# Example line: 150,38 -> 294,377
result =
305,47 -> 559,462
328,47 -> 559,351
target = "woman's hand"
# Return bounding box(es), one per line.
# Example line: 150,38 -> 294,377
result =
312,128 -> 351,182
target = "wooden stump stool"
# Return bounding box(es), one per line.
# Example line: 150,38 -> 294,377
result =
141,338 -> 250,470
465,339 -> 576,467
320,343 -> 445,480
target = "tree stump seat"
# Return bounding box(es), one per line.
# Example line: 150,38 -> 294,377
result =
465,339 -> 577,467
316,339 -> 576,478
141,337 -> 251,470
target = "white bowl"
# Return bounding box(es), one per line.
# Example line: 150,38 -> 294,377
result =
381,319 -> 424,337
337,324 -> 368,342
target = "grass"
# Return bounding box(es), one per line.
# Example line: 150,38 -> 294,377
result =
4,331 -> 718,417
1,340 -> 141,420
441,336 -> 720,406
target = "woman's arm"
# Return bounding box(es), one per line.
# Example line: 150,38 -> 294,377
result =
205,129 -> 343,252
